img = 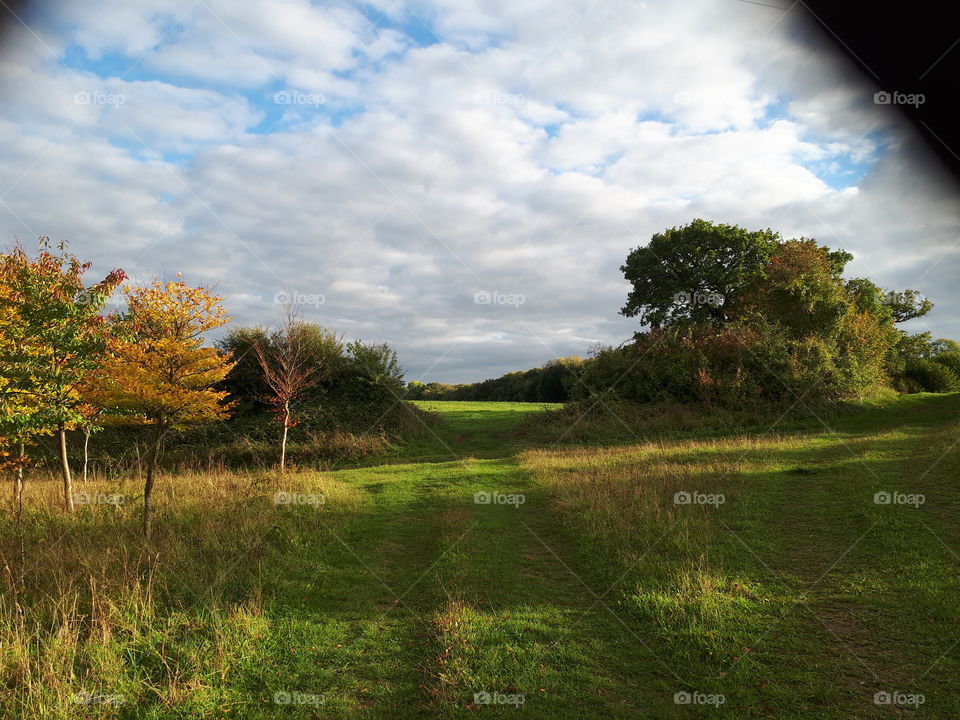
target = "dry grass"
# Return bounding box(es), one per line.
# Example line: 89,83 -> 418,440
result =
0,467 -> 362,718
519,434 -> 807,558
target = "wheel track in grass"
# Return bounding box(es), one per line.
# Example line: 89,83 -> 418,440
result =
247,452 -> 660,719
414,457 -> 673,719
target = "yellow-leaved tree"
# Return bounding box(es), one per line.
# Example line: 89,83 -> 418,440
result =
90,278 -> 235,537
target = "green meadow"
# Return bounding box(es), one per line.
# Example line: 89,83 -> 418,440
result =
2,394 -> 958,718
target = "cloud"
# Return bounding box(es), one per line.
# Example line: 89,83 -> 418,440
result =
0,0 -> 957,383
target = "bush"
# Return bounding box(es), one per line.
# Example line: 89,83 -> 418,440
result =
898,358 -> 960,393
933,353 -> 960,378
572,316 -> 885,410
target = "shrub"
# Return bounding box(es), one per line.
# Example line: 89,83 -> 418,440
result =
933,353 -> 960,377
897,359 -> 960,393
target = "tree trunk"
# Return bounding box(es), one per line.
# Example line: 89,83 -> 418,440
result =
83,427 -> 90,482
14,441 -> 25,593
279,402 -> 289,473
58,425 -> 74,512
13,442 -> 23,506
143,425 -> 165,539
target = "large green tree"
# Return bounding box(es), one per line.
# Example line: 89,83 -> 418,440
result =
620,219 -> 781,328
604,221 -> 945,406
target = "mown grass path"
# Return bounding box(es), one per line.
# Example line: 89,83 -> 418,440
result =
231,402 -> 663,718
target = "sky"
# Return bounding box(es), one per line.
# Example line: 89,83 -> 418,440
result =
0,0 -> 957,383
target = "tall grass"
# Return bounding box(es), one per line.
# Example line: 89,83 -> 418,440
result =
520,434 -> 804,558
0,467 -> 361,718
517,434 -> 813,673
28,402 -> 442,478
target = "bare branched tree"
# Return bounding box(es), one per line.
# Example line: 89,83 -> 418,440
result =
254,300 -> 322,473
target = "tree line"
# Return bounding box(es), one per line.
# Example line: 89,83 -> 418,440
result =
405,356 -> 583,403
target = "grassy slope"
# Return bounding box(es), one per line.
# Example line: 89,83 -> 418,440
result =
1,395 -> 958,718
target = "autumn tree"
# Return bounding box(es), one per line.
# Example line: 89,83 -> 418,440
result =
90,278 -> 234,537
736,239 -> 852,338
0,240 -> 125,510
0,264 -> 44,506
254,303 -> 329,472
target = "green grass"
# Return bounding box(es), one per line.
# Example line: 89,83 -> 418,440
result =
2,395 -> 958,718
392,400 -> 561,461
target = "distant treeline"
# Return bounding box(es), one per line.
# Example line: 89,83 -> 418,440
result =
406,357 -> 584,403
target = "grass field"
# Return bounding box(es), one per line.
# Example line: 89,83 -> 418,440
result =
1,394 -> 958,718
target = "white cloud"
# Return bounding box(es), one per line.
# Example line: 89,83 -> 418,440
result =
0,0 -> 957,382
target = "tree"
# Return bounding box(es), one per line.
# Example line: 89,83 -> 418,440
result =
620,219 -> 781,329
0,272 -> 46,507
931,338 -> 960,355
0,240 -> 125,510
405,380 -> 427,400
883,289 -> 934,323
736,239 -> 851,339
216,326 -> 272,414
846,280 -> 933,325
219,323 -> 343,417
346,341 -> 403,387
846,277 -> 895,324
537,357 -> 583,402
89,278 -> 234,537
254,303 -> 329,472
74,399 -> 105,483
604,224 -> 923,406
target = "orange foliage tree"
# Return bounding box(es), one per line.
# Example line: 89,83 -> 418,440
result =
90,278 -> 235,537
